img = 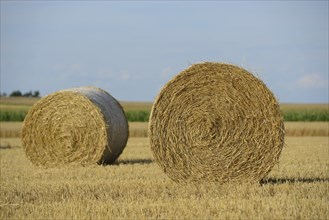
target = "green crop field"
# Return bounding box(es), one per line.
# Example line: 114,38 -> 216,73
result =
0,97 -> 153,122
0,97 -> 328,122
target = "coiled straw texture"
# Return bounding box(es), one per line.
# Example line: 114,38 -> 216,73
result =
22,87 -> 128,167
149,62 -> 284,183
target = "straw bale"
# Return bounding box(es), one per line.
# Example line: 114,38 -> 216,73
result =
149,62 -> 285,183
22,86 -> 128,167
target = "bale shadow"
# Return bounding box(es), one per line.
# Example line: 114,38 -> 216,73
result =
0,145 -> 12,149
113,158 -> 154,165
260,177 -> 329,185
0,145 -> 21,150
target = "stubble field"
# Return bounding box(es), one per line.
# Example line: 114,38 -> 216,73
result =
1,136 -> 328,219
0,98 -> 328,219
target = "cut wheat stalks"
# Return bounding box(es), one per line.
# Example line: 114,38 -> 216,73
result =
149,62 -> 285,183
22,86 -> 128,167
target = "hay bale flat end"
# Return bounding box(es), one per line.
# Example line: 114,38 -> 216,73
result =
149,62 -> 284,183
22,86 -> 128,167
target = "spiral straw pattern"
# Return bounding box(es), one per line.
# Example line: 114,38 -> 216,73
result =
22,87 -> 128,167
149,62 -> 284,183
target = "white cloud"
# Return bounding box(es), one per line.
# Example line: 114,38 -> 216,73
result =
95,68 -> 113,79
297,73 -> 328,88
121,73 -> 131,81
55,63 -> 84,72
160,66 -> 173,78
54,63 -> 89,81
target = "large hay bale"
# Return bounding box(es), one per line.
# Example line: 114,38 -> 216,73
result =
149,62 -> 285,183
22,86 -> 128,167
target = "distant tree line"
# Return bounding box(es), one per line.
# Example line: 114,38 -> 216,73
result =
0,90 -> 40,98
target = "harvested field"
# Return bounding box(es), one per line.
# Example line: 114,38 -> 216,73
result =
284,122 -> 329,136
0,136 -> 328,219
1,122 -> 328,138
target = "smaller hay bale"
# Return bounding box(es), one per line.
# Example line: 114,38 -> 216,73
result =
22,86 -> 128,167
149,62 -> 285,183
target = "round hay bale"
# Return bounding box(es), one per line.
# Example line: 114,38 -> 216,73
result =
22,86 -> 128,167
149,62 -> 285,183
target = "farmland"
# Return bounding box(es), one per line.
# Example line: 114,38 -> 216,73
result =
1,97 -> 328,138
0,97 -> 328,219
1,121 -> 328,138
0,136 -> 328,219
1,97 -> 328,122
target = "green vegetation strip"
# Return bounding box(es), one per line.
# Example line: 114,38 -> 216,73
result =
0,110 -> 27,122
125,111 -> 150,122
0,109 -> 328,122
283,110 -> 329,121
0,110 -> 151,122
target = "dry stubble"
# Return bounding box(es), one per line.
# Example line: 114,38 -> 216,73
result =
0,137 -> 328,219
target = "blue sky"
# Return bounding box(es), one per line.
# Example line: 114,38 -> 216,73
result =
1,1 -> 328,103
